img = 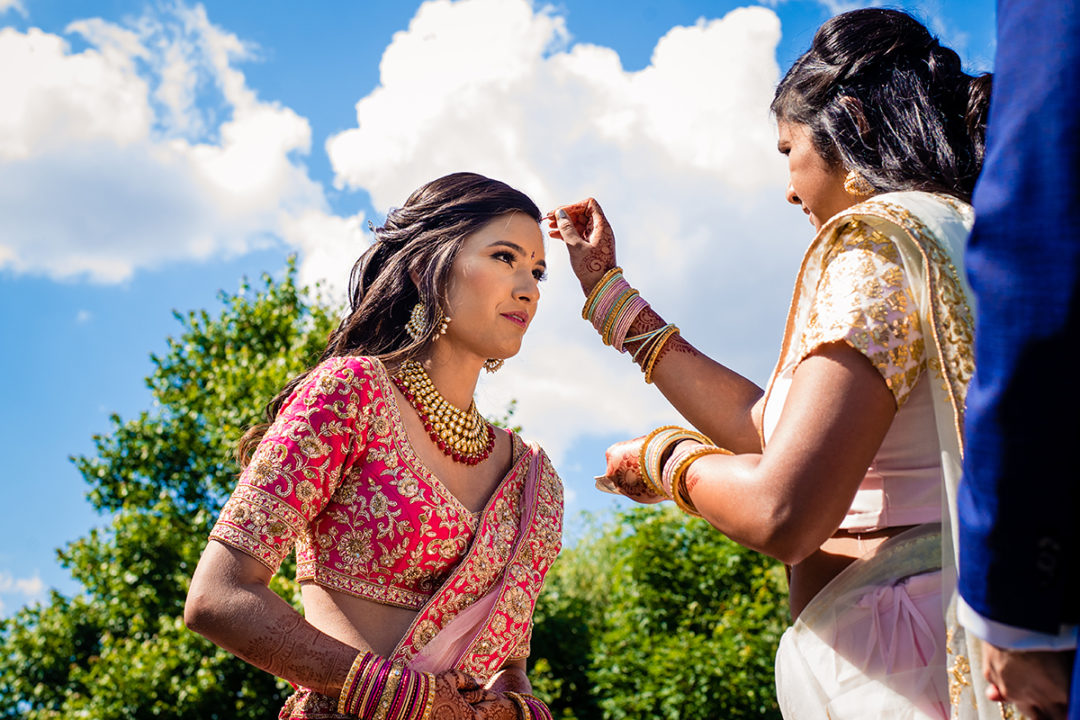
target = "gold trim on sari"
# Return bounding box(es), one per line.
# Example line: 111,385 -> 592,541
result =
766,191 -> 1009,719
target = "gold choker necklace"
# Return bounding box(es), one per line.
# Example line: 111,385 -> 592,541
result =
392,360 -> 495,466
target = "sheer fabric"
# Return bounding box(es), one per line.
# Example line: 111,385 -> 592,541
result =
765,192 -> 1007,718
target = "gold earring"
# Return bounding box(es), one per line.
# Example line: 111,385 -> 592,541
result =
435,310 -> 450,338
405,302 -> 426,341
844,170 -> 874,198
405,301 -> 450,341
483,358 -> 504,373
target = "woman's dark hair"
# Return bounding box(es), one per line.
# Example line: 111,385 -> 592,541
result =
771,8 -> 991,201
237,172 -> 541,464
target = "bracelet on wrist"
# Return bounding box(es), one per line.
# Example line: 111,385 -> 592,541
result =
338,651 -> 434,720
664,445 -> 734,516
639,426 -> 712,497
506,691 -> 532,720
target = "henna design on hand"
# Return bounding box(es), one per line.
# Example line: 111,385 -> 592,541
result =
471,695 -> 521,720
429,670 -> 484,720
558,198 -> 618,294
605,439 -> 663,502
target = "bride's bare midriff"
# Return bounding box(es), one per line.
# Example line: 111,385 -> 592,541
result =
787,524 -> 916,620
301,584 -> 421,657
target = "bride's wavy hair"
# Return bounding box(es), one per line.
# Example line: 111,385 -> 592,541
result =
771,8 -> 992,201
237,172 -> 540,465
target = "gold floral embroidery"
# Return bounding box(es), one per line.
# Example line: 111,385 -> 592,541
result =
211,355 -> 563,679
948,653 -> 973,709
859,199 -> 976,440
390,449 -> 563,681
799,220 -> 926,406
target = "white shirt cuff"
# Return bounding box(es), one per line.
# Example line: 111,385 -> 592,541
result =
958,596 -> 1079,651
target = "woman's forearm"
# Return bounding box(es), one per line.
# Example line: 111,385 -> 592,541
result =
622,306 -> 764,453
185,542 -> 361,696
676,345 -> 898,564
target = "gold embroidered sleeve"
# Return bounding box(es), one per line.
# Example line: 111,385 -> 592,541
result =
508,619 -> 532,660
799,221 -> 926,407
210,357 -> 374,572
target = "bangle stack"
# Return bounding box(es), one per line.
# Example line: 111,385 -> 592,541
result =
506,692 -> 554,720
638,426 -> 712,497
338,651 -> 435,720
582,267 -> 679,384
662,444 -> 733,517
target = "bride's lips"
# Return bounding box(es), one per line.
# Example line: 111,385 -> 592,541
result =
501,311 -> 528,328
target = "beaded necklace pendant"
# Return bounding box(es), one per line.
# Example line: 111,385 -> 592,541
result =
392,360 -> 496,466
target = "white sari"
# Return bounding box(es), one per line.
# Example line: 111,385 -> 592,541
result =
766,192 -> 1011,720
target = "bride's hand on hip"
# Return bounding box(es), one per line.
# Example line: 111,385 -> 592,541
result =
546,198 -> 617,295
430,670 -> 487,719
471,694 -> 521,720
601,437 -> 665,504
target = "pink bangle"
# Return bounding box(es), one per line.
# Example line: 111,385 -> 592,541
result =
612,294 -> 649,352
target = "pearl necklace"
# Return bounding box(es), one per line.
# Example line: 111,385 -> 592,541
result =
392,360 -> 495,466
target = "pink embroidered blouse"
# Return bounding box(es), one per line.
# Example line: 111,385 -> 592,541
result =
210,355 -> 561,617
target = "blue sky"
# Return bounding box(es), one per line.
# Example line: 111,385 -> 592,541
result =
0,0 -> 995,615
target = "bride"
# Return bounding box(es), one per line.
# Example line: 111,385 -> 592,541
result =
185,172 -> 563,720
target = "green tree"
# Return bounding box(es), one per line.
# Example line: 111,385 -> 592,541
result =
0,262 -> 330,719
0,263 -> 789,719
530,506 -> 789,720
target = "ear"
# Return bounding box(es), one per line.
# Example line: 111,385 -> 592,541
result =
408,267 -> 421,289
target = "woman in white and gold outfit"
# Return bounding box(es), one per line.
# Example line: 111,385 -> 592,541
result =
550,9 -> 1005,719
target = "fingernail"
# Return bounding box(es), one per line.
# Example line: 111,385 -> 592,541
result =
556,209 -> 569,219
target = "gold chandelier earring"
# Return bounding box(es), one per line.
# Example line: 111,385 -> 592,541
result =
483,358 -> 504,373
404,300 -> 451,342
843,170 -> 875,198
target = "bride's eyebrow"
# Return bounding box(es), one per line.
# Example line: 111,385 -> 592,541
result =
488,240 -> 546,268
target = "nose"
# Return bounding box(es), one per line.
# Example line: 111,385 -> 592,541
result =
516,271 -> 541,304
785,182 -> 801,206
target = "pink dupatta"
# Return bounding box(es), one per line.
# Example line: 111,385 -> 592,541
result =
389,443 -> 562,681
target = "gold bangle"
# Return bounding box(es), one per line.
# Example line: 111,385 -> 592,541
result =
670,446 -> 732,516
601,289 -> 636,345
372,664 -> 403,720
639,426 -> 711,497
643,325 -> 679,384
581,266 -> 623,320
418,672 -> 437,720
505,691 -> 532,720
639,425 -> 682,496
338,652 -> 370,715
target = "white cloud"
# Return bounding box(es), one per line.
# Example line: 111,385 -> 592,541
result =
0,4 -> 335,283
0,0 -> 25,17
0,571 -> 45,614
324,0 -> 809,467
76,309 -> 92,323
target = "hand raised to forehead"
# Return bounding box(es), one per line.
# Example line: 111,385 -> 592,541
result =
546,197 -> 617,295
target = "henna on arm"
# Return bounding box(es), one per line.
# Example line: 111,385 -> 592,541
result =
239,613 -> 358,697
621,307 -> 705,373
185,541 -> 361,697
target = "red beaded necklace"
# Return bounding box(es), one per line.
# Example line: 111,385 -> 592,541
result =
392,360 -> 495,466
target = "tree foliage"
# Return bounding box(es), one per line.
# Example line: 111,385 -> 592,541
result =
0,261 -> 330,719
530,507 -> 788,720
0,264 -> 788,719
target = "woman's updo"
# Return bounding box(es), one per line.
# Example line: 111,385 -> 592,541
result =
237,172 -> 540,464
771,8 -> 991,201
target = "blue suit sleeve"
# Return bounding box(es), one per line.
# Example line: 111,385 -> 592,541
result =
959,0 -> 1080,634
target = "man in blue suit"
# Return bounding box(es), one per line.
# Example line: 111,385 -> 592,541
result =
959,1 -> 1079,718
